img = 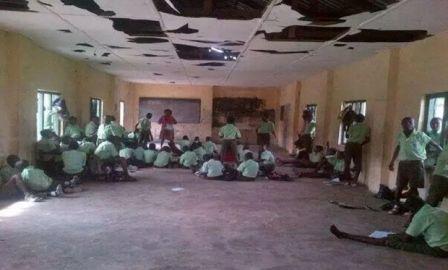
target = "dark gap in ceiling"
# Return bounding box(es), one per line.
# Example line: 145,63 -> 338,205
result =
348,46 -> 354,50
153,73 -> 163,76
333,43 -> 346,47
128,37 -> 169,44
174,44 -> 239,61
107,45 -> 131,49
208,68 -> 215,70
60,0 -> 115,16
258,26 -> 350,42
193,76 -> 200,79
170,81 -> 176,84
251,49 -> 308,54
340,29 -> 430,43
141,54 -> 169,57
220,41 -> 245,46
153,0 -> 273,20
110,18 -> 166,37
197,62 -> 226,67
166,24 -> 199,34
184,39 -> 222,44
76,43 -> 94,47
100,62 -> 111,65
0,0 -> 34,12
73,49 -> 85,53
102,52 -> 110,57
183,39 -> 246,46
37,0 -> 52,7
58,29 -> 72,33
281,0 -> 399,25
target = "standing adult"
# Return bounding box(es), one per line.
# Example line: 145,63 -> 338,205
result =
257,115 -> 276,158
158,109 -> 177,147
343,114 -> 370,187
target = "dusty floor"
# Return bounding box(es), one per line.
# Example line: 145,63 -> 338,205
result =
0,167 -> 447,270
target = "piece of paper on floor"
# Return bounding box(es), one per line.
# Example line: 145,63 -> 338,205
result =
171,187 -> 185,192
369,231 -> 394,239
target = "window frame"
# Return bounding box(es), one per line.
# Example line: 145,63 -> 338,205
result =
119,101 -> 125,126
36,90 -> 63,140
338,100 -> 367,145
422,92 -> 448,146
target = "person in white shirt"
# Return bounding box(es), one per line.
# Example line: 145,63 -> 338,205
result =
237,152 -> 259,181
199,154 -> 224,180
259,145 -> 276,175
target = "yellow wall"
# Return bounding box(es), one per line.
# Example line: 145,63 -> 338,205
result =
0,30 -> 115,162
277,81 -> 300,152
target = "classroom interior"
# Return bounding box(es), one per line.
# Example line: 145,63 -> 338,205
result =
1,1 -> 448,269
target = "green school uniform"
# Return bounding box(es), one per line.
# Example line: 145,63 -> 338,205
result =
37,138 -> 58,153
194,147 -> 206,161
79,141 -> 96,155
203,141 -> 216,155
84,121 -> 98,138
109,121 -> 125,138
397,131 -> 432,161
433,149 -> 448,178
138,118 -> 151,132
219,124 -> 241,140
309,151 -> 323,163
258,121 -> 275,134
64,124 -> 83,139
97,124 -> 107,140
0,166 -> 18,185
260,150 -> 275,165
154,151 -> 172,167
180,151 -> 198,167
347,122 -> 370,144
144,150 -> 158,164
134,147 -> 145,161
406,204 -> 448,251
200,159 -> 224,177
62,150 -> 87,174
426,130 -> 443,167
94,141 -> 118,160
179,139 -> 191,149
21,166 -> 53,192
327,155 -> 345,172
303,121 -> 317,137
237,159 -> 259,178
119,148 -> 134,160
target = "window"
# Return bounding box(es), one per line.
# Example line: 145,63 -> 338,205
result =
338,100 -> 367,144
36,91 -> 62,140
119,101 -> 125,126
423,93 -> 447,143
90,98 -> 103,119
306,104 -> 317,121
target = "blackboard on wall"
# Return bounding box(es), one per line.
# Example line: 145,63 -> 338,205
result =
139,98 -> 201,123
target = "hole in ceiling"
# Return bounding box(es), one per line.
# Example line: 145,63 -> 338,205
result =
37,1 -> 52,7
101,52 -> 110,57
60,0 -> 115,16
175,44 -> 239,61
166,23 -> 199,34
58,29 -> 72,33
340,29 -> 430,43
76,43 -> 94,47
251,49 -> 308,54
153,0 -> 273,20
73,49 -> 85,53
128,37 -> 169,44
141,54 -> 169,57
153,73 -> 163,76
257,26 -> 350,42
183,39 -> 245,46
0,0 -> 33,12
107,45 -> 131,49
110,18 -> 166,37
197,62 -> 226,67
100,62 -> 111,65
333,43 -> 346,47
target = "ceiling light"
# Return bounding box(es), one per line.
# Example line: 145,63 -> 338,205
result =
211,47 -> 224,53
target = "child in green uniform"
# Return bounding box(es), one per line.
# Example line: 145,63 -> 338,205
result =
389,117 -> 442,214
36,129 -> 62,175
425,117 -> 443,169
136,113 -> 154,145
257,115 -> 276,157
179,135 -> 191,149
133,143 -> 146,168
203,137 -> 217,155
62,141 -> 86,185
330,197 -> 448,258
144,143 -> 158,166
193,142 -> 206,162
84,116 -> 99,142
16,160 -> 64,198
237,152 -> 259,181
64,116 -> 84,140
219,116 -> 242,162
259,145 -> 276,176
427,143 -> 448,207
344,114 -> 371,186
298,149 -> 345,180
179,146 -> 199,171
199,154 -> 224,180
154,146 -> 173,168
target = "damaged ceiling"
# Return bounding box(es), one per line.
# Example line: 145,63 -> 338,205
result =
0,0 -> 447,86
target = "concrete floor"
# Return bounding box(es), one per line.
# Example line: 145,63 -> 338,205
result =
1,168 -> 447,270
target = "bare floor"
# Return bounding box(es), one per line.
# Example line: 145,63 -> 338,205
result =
1,168 -> 447,270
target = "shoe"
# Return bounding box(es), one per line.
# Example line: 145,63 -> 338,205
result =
50,184 -> 64,197
70,176 -> 81,186
24,194 -> 44,202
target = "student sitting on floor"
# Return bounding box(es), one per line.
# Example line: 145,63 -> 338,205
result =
119,141 -> 135,165
133,143 -> 146,168
427,142 -> 448,207
204,137 -> 217,155
277,145 -> 325,168
193,142 -> 207,163
330,197 -> 448,258
85,116 -> 99,142
238,144 -> 252,163
79,138 -> 96,156
298,148 -> 344,180
237,152 -> 259,181
259,145 -> 276,176
61,141 -> 86,186
199,154 -> 224,180
36,129 -> 62,175
179,146 -> 199,171
194,136 -> 201,144
144,143 -> 158,167
16,160 -> 64,198
154,146 -> 174,168
94,136 -> 136,182
64,116 -> 84,140
180,135 -> 191,149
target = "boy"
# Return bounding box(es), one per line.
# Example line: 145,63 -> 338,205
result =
61,141 -> 87,185
203,137 -> 217,155
158,109 -> 177,147
144,143 -> 158,166
298,149 -> 344,180
257,115 -> 276,157
219,116 -> 242,162
79,138 -> 97,156
199,154 -> 224,180
343,113 -> 370,186
154,146 -> 173,168
425,117 -> 443,169
179,146 -> 199,171
136,113 -> 154,145
108,116 -> 126,139
296,110 -> 316,156
119,141 -> 135,164
97,115 -> 110,145
194,136 -> 201,143
259,145 -> 276,176
427,141 -> 448,207
330,197 -> 448,258
388,117 -> 442,215
237,152 -> 259,181
64,116 -> 84,140
94,136 -> 136,181
16,160 -> 64,198
193,142 -> 207,162
180,135 -> 191,149
85,116 -> 99,142
36,129 -> 61,175
133,143 -> 146,168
